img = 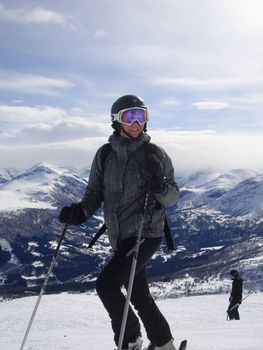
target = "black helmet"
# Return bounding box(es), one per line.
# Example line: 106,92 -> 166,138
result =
110,94 -> 148,133
230,269 -> 238,277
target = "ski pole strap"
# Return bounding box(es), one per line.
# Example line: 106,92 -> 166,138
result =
164,215 -> 176,251
88,223 -> 107,248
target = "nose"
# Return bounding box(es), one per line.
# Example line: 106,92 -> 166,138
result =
130,120 -> 140,126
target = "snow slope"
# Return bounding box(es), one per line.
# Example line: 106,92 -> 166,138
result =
0,292 -> 262,350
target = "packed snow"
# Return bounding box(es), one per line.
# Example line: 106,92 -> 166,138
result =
0,292 -> 262,350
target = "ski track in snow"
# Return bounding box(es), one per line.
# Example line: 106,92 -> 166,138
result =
0,292 -> 262,350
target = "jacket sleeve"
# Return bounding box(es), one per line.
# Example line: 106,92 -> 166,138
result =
152,148 -> 179,207
80,147 -> 104,219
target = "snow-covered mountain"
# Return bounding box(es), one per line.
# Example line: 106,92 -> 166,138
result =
0,162 -> 87,212
177,168 -> 262,215
0,163 -> 262,297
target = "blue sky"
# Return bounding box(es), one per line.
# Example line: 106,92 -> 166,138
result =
0,0 -> 263,174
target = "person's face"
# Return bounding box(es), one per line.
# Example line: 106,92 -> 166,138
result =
120,121 -> 144,139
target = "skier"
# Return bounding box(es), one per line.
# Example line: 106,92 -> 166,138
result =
227,269 -> 243,320
59,95 -> 180,350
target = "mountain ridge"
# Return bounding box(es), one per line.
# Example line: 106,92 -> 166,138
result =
0,163 -> 262,297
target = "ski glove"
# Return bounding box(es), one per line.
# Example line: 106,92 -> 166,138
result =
59,203 -> 86,225
146,154 -> 167,193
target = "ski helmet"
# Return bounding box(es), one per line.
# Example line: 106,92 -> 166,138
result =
110,94 -> 148,133
230,269 -> 238,277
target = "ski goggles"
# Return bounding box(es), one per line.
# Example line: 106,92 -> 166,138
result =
112,107 -> 148,126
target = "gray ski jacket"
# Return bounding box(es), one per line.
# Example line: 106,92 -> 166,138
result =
81,132 -> 179,249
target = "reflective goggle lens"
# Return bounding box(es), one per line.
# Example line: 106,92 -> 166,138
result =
120,108 -> 147,125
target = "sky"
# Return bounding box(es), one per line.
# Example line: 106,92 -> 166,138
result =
0,0 -> 263,174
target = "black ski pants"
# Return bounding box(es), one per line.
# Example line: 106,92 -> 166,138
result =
227,301 -> 240,320
96,236 -> 173,348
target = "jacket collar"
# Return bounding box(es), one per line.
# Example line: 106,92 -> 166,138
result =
109,132 -> 151,154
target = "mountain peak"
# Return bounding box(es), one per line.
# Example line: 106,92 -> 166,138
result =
27,162 -> 68,176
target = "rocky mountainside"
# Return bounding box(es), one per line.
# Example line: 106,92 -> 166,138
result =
0,163 -> 262,297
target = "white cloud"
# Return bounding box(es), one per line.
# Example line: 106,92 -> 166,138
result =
150,130 -> 263,174
0,104 -> 111,144
11,121 -> 110,144
11,99 -> 25,104
93,29 -> 109,38
0,3 -> 76,30
192,101 -> 230,110
152,77 -> 263,90
161,98 -> 180,107
0,105 -> 68,124
0,138 -> 107,170
0,72 -> 75,95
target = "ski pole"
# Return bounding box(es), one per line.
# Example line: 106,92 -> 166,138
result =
241,293 -> 252,303
228,302 -> 240,312
19,224 -> 68,350
226,293 -> 252,316
117,192 -> 149,350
